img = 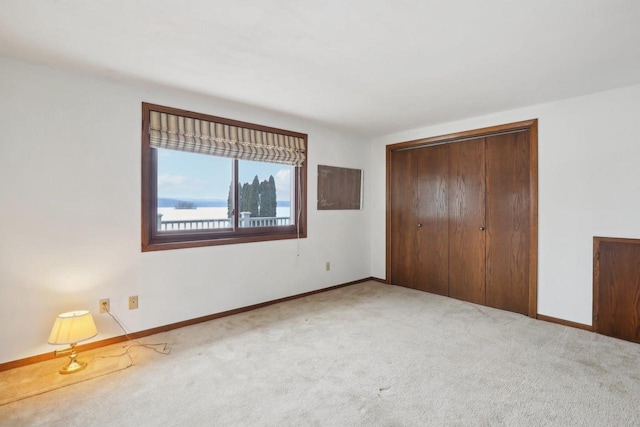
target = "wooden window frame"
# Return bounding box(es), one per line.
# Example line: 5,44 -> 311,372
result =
141,103 -> 307,252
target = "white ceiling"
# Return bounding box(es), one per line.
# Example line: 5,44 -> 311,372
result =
1,0 -> 640,137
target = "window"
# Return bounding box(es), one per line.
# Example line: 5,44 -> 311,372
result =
141,103 -> 307,251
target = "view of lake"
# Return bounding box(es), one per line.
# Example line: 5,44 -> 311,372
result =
157,206 -> 291,221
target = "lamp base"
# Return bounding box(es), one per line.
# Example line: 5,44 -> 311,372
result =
59,358 -> 87,374
56,343 -> 88,374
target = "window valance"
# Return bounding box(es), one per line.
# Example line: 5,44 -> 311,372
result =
149,110 -> 306,167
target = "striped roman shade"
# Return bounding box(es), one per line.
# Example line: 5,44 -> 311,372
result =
149,111 -> 306,166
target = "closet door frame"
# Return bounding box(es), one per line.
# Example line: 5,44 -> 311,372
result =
385,119 -> 538,317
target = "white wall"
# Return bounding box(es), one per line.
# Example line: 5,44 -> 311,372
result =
370,83 -> 640,326
4,52 -> 639,364
0,56 -> 372,363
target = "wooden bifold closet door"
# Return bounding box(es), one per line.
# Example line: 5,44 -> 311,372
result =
388,121 -> 536,317
485,132 -> 531,315
389,144 -> 449,295
448,138 -> 486,305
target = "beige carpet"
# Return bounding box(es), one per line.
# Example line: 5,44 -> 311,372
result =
1,281 -> 639,426
0,345 -> 133,406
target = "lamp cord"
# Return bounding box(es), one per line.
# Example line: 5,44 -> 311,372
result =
92,303 -> 172,360
105,310 -> 171,355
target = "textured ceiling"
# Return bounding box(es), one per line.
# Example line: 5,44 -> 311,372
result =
1,0 -> 640,137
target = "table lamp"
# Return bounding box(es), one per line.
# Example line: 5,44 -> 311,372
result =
48,310 -> 98,374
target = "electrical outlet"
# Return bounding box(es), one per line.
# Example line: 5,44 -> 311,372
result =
100,298 -> 110,314
129,296 -> 139,310
326,262 -> 331,271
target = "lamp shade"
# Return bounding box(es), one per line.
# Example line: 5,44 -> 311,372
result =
48,310 -> 97,345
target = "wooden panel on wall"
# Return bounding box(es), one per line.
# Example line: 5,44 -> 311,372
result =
594,237 -> 640,343
318,165 -> 362,210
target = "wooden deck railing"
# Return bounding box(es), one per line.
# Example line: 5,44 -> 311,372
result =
158,215 -> 290,231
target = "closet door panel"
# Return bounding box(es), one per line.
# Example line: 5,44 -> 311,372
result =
448,139 -> 486,305
485,131 -> 530,314
415,145 -> 449,295
389,149 -> 419,288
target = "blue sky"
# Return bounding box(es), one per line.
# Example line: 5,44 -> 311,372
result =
157,148 -> 292,201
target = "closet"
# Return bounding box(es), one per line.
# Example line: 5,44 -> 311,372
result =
387,121 -> 537,316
